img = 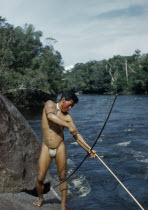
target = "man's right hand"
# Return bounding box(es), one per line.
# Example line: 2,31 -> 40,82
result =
68,124 -> 78,135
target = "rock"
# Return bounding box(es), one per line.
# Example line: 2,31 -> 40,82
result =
0,94 -> 62,209
0,94 -> 42,193
0,191 -> 61,210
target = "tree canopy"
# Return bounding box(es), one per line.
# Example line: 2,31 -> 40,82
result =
0,16 -> 64,96
63,51 -> 148,94
0,16 -> 147,106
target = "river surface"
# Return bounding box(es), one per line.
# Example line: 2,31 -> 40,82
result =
25,94 -> 148,210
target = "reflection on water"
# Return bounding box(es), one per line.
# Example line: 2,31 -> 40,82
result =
24,95 -> 148,210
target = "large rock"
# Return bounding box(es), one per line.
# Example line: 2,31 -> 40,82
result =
0,191 -> 61,210
0,94 -> 41,193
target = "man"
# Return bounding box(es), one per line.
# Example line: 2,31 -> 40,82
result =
33,91 -> 96,210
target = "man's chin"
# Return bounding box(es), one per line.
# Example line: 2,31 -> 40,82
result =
62,109 -> 68,113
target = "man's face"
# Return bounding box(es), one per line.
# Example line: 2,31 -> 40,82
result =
61,98 -> 75,112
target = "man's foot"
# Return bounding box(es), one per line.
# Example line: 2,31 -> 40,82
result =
33,198 -> 44,207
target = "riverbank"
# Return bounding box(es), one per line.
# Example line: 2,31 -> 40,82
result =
0,190 -> 61,210
0,94 -> 61,210
1,88 -> 57,110
1,89 -> 147,112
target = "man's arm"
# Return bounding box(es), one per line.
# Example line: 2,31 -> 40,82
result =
44,101 -> 77,133
68,116 -> 96,158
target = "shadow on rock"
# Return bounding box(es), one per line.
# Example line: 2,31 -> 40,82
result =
22,182 -> 51,197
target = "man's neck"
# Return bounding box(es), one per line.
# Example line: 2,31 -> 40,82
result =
57,102 -> 61,111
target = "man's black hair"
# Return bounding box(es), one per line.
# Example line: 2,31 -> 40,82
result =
61,91 -> 79,104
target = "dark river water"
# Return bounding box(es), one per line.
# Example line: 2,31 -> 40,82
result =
25,94 -> 148,210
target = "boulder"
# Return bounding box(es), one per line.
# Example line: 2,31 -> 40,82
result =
0,191 -> 61,210
0,94 -> 41,193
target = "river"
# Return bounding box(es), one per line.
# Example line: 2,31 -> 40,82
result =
25,94 -> 148,210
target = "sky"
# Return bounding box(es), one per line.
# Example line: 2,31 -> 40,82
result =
0,0 -> 148,69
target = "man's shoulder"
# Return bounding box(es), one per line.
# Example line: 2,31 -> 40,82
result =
65,113 -> 73,121
45,100 -> 55,107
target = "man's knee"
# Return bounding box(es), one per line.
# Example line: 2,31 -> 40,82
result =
37,173 -> 45,185
58,172 -> 66,182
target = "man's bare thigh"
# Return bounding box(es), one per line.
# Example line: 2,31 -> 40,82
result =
38,142 -> 51,177
55,141 -> 67,174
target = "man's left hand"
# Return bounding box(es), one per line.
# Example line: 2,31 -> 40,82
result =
88,149 -> 96,158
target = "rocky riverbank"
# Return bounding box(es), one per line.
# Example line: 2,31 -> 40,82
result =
0,94 -> 61,209
1,89 -> 56,110
0,190 -> 61,210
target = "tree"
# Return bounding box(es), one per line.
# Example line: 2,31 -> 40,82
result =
0,17 -> 64,96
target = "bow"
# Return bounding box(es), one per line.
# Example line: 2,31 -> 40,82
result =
53,94 -> 118,188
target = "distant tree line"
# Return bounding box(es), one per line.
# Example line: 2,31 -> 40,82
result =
0,16 -> 147,107
63,50 -> 148,94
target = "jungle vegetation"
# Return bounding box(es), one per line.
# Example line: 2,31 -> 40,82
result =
0,16 -> 148,107
63,50 -> 148,95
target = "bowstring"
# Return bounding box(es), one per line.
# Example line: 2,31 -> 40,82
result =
78,95 -> 115,130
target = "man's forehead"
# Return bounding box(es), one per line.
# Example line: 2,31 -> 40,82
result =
61,97 -> 75,105
64,99 -> 75,106
68,99 -> 75,105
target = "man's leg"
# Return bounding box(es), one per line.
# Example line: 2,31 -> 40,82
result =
55,141 -> 67,210
33,142 -> 51,207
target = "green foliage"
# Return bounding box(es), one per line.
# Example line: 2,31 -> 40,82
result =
63,52 -> 148,94
0,16 -> 147,100
62,61 -> 111,93
0,16 -> 64,96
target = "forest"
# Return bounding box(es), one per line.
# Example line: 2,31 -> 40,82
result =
64,50 -> 148,94
0,16 -> 148,107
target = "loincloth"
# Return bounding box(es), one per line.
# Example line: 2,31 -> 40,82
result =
43,139 -> 64,158
49,148 -> 57,158
42,140 -> 60,158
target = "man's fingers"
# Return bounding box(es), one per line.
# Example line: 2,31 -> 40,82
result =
89,150 -> 96,158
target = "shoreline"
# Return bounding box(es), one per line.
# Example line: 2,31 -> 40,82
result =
1,92 -> 147,111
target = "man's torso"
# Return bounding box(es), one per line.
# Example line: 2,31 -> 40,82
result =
41,102 -> 70,149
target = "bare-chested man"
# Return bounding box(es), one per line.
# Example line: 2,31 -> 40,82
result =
33,91 -> 96,210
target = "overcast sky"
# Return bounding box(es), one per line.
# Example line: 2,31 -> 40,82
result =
0,0 -> 148,69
